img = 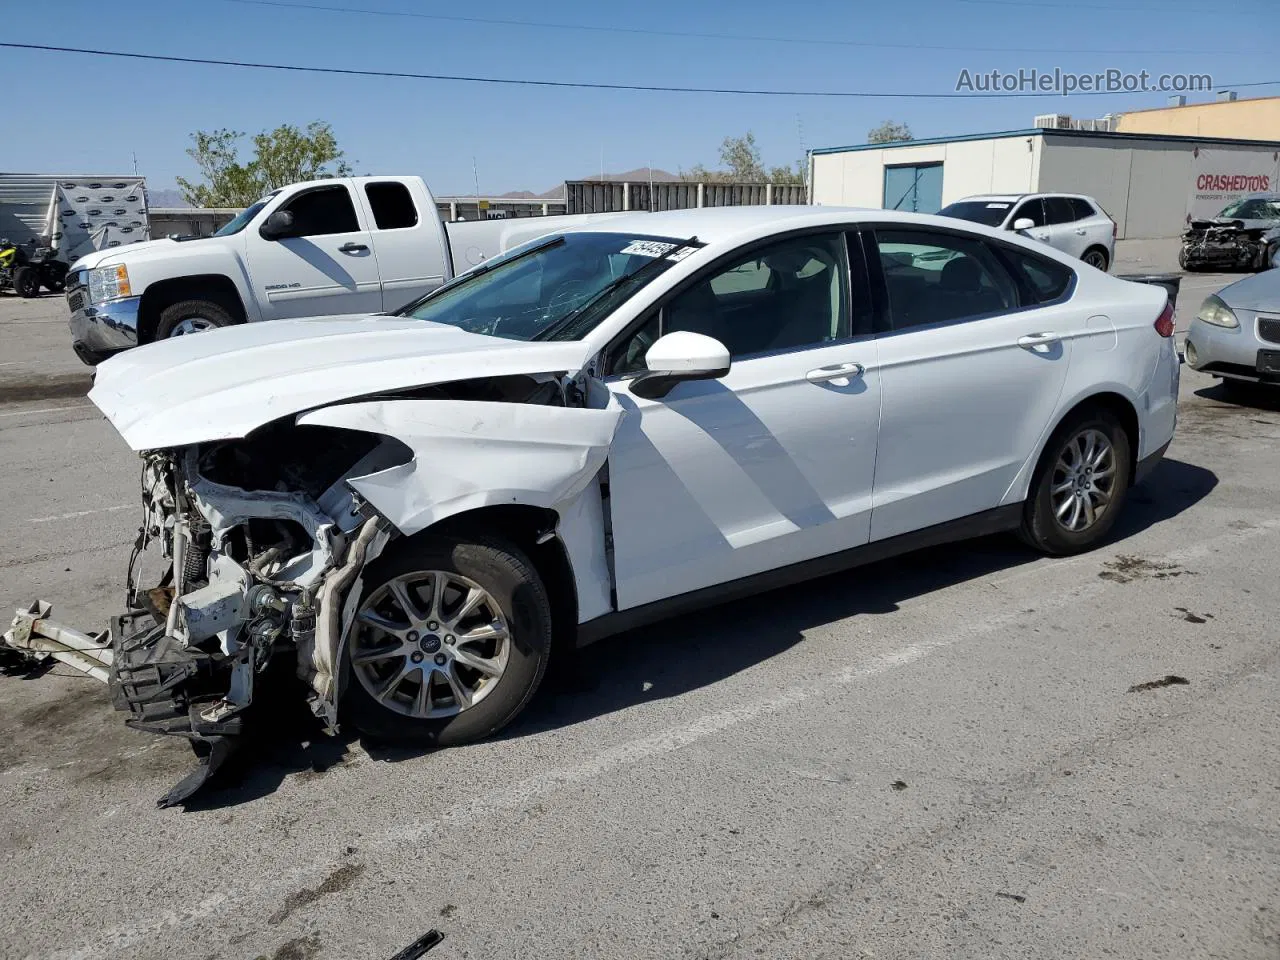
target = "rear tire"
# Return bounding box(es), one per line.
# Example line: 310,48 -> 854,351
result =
13,266 -> 39,298
1082,247 -> 1109,271
1020,407 -> 1132,555
340,534 -> 553,747
154,299 -> 237,339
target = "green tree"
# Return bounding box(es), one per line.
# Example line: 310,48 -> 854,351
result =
867,120 -> 914,144
681,132 -> 803,183
177,121 -> 352,207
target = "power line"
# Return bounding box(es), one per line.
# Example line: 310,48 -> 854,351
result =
5,43 -> 1277,99
218,0 -> 1268,56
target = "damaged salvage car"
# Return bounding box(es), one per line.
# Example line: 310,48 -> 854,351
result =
3,207 -> 1181,805
1179,193 -> 1280,272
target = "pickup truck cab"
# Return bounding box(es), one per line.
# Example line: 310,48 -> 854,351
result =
65,175 -> 613,364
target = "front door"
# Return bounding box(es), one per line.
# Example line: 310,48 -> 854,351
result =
865,226 -> 1075,541
245,182 -> 383,319
603,231 -> 882,610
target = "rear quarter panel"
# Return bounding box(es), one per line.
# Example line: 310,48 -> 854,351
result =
1000,270 -> 1172,504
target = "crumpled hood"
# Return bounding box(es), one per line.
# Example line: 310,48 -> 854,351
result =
89,314 -> 595,451
1216,267 -> 1280,312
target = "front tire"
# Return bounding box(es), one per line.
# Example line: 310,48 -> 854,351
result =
154,299 -> 237,339
1020,407 -> 1132,555
340,535 -> 553,747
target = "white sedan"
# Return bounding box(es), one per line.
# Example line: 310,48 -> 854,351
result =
9,206 -> 1181,799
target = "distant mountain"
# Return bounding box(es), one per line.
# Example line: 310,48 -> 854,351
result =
147,187 -> 189,208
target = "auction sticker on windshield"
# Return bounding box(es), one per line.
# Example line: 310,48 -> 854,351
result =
620,240 -> 698,260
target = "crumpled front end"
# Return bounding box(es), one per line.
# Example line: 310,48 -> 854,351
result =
1180,218 -> 1280,271
4,369 -> 623,807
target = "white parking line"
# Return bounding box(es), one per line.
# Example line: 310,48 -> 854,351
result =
28,504 -> 133,524
0,403 -> 93,420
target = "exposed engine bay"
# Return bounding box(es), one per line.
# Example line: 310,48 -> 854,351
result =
1179,218 -> 1280,272
3,370 -> 622,807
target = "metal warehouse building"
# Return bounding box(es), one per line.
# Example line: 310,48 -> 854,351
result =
809,127 -> 1280,240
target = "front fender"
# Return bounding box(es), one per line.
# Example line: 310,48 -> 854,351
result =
296,398 -> 625,535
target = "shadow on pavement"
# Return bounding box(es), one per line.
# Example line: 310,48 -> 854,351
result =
1193,381 -> 1280,413
187,457 -> 1217,807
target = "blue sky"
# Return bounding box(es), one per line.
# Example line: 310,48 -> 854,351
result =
4,0 -> 1278,196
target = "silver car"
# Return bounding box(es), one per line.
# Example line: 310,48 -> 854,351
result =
1184,268 -> 1280,391
937,193 -> 1116,271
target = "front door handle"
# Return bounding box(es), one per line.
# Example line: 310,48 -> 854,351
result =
1075,228 -> 1088,235
339,242 -> 368,254
806,361 -> 864,384
1018,332 -> 1060,353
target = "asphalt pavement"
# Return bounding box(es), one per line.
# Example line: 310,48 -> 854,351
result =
1,278 -> 1277,960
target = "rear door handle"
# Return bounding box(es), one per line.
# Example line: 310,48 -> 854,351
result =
806,361 -> 864,384
339,242 -> 368,253
1018,332 -> 1060,353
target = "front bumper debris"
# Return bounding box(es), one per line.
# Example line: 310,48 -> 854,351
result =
3,603 -> 241,807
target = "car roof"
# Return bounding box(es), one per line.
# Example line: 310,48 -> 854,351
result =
957,192 -> 1098,204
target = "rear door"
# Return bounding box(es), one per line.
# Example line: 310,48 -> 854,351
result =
1070,197 -> 1114,261
359,179 -> 450,311
865,225 -> 1077,541
603,230 -> 883,610
244,182 -> 383,319
1043,196 -> 1088,259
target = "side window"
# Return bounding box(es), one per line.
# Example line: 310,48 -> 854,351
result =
875,228 -> 1018,330
1012,198 -> 1047,227
1001,247 -> 1075,303
709,259 -> 771,295
1043,196 -> 1077,225
279,185 -> 359,237
610,233 -> 850,371
1068,197 -> 1096,220
364,182 -> 419,230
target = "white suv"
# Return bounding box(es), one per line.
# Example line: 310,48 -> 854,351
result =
939,193 -> 1116,271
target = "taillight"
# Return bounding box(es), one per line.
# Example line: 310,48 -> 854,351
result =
1111,219 -> 1117,241
1154,300 -> 1175,337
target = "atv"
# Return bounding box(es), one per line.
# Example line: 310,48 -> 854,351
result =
0,238 -> 70,297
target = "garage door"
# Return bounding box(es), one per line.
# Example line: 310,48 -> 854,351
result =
883,163 -> 943,214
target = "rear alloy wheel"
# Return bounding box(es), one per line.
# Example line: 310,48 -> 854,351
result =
1021,408 -> 1131,555
341,535 -> 552,746
1082,247 -> 1109,271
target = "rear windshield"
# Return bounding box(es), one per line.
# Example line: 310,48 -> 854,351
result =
937,200 -> 1011,227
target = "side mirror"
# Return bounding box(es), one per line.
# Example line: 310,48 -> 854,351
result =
630,331 -> 731,400
1011,217 -> 1036,232
259,210 -> 295,240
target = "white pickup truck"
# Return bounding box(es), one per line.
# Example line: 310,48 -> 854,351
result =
65,175 -> 614,364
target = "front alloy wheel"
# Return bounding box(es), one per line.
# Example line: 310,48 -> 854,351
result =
350,570 -> 511,719
340,535 -> 552,746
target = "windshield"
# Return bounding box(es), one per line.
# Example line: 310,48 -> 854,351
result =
937,200 -> 1013,227
214,193 -> 279,237
398,231 -> 699,341
1218,198 -> 1280,220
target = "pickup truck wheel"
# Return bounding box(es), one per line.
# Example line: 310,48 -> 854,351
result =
13,267 -> 39,298
1020,407 -> 1132,556
155,299 -> 237,339
341,534 -> 553,747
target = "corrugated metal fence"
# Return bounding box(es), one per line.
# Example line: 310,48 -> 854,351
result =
566,180 -> 806,215
0,174 -> 61,243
